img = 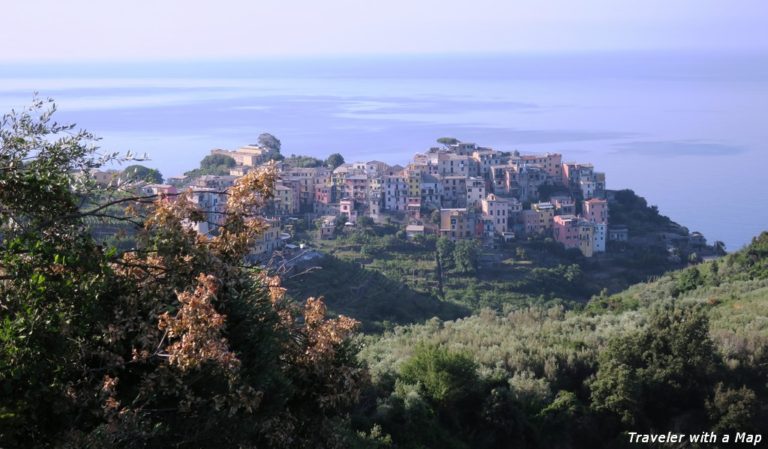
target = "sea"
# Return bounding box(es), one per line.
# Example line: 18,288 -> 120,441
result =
1,52 -> 766,250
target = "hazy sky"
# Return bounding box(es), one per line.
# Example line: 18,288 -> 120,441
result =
2,0 -> 766,62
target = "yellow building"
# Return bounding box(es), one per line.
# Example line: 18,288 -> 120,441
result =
407,171 -> 421,199
481,194 -> 511,235
579,221 -> 595,257
211,144 -> 273,166
532,202 -> 555,232
439,208 -> 474,241
273,184 -> 297,215
251,219 -> 283,262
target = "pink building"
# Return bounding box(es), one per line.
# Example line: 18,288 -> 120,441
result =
339,199 -> 357,223
553,215 -> 580,249
315,185 -> 333,205
584,198 -> 608,224
521,210 -> 542,236
516,153 -> 563,183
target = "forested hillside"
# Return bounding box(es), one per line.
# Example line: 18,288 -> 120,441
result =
284,197 -> 709,331
352,233 -> 768,448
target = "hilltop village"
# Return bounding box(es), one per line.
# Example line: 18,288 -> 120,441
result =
123,139 -> 622,263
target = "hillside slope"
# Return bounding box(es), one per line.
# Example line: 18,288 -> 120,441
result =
286,190 -> 719,332
352,232 -> 768,449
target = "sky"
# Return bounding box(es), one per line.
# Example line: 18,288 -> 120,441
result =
2,0 -> 767,62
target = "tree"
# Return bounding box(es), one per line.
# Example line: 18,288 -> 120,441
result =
706,384 -> 759,434
713,240 -> 727,256
673,267 -> 703,296
436,137 -> 460,147
200,154 -> 236,170
399,344 -> 478,404
430,209 -> 441,225
590,303 -> 719,430
335,213 -> 348,232
268,152 -> 285,162
185,154 -> 238,178
688,252 -> 701,264
454,240 -> 479,274
256,132 -> 281,152
0,99 -> 365,448
285,155 -> 323,168
325,153 -> 345,169
123,164 -> 163,183
436,238 -> 455,270
358,216 -> 374,228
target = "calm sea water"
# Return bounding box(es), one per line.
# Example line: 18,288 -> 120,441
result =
1,52 -> 766,250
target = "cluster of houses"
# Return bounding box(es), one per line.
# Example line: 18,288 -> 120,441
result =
102,141 -> 620,260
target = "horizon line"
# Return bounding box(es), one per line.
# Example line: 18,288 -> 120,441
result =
2,48 -> 767,66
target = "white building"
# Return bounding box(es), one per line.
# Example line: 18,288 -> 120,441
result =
593,222 -> 607,253
481,193 -> 512,236
466,177 -> 486,209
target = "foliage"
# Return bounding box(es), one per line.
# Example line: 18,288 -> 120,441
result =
430,209 -> 441,224
184,154 -> 236,177
728,231 -> 768,280
590,303 -> 719,429
714,240 -> 727,256
201,153 -> 237,170
436,237 -> 455,270
399,345 -> 478,404
305,229 -> 653,320
535,184 -> 569,202
453,240 -> 478,274
436,137 -> 460,146
357,307 -> 633,448
282,255 -> 466,332
257,133 -> 281,152
0,101 -> 365,449
268,152 -> 285,162
122,164 -> 163,183
354,233 -> 768,448
588,232 -> 768,313
335,213 -> 348,232
673,265 -> 703,296
325,153 -> 345,169
285,154 -> 323,168
358,216 -> 375,228
202,153 -> 236,171
706,383 -> 759,434
608,189 -> 676,235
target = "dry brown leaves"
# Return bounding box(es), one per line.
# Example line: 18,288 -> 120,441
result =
158,273 -> 240,373
301,297 -> 359,365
